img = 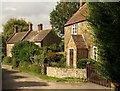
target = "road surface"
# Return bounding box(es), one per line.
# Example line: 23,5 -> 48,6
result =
2,65 -> 111,90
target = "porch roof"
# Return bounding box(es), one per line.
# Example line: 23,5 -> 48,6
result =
72,35 -> 88,49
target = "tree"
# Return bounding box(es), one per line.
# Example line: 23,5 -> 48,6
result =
1,34 -> 6,58
3,18 -> 29,40
50,2 -> 80,37
88,2 -> 120,90
11,41 -> 42,67
2,18 -> 30,57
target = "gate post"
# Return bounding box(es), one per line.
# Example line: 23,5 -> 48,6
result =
86,62 -> 90,80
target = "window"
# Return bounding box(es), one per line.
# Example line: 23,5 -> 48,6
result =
72,24 -> 77,35
93,46 -> 98,61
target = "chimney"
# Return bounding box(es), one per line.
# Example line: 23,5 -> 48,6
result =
38,24 -> 43,31
80,0 -> 83,9
29,23 -> 33,31
14,25 -> 18,33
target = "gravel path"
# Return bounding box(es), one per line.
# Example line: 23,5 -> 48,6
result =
2,65 -> 111,90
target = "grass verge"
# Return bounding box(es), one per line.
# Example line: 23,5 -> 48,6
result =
3,64 -> 87,83
16,67 -> 87,83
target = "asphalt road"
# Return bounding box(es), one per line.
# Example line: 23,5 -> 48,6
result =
2,65 -> 111,91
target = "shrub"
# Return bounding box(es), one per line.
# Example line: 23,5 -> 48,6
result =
58,56 -> 66,67
11,41 -> 42,64
58,40 -> 64,52
30,64 -> 41,74
12,58 -> 19,68
47,51 -> 57,62
49,62 -> 58,67
49,55 -> 66,68
48,44 -> 58,52
19,61 -> 30,71
2,56 -> 12,64
77,58 -> 95,69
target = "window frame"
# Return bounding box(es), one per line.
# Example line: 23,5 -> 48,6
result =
72,24 -> 77,35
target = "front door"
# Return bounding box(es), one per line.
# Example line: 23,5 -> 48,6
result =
69,49 -> 74,67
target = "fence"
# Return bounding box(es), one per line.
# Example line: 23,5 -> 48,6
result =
86,63 -> 111,87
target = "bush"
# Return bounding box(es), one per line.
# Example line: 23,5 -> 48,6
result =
49,55 -> 66,68
19,61 -> 30,71
2,56 -> 12,65
58,40 -> 64,52
11,41 -> 42,64
49,62 -> 59,67
77,58 -> 95,69
30,64 -> 41,74
12,58 -> 19,68
48,44 -> 59,52
58,56 -> 66,67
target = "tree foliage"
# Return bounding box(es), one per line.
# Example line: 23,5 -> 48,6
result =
3,18 -> 29,40
2,18 -> 29,57
50,2 -> 80,37
11,41 -> 42,66
88,2 -> 120,90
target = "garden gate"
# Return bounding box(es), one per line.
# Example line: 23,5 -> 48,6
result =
86,63 -> 111,87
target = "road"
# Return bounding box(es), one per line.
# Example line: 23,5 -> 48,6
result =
2,65 -> 111,90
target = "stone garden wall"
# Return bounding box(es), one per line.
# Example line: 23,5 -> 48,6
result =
47,67 -> 86,78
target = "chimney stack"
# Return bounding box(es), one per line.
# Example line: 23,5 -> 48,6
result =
38,24 -> 43,31
29,23 -> 33,31
80,0 -> 83,9
14,25 -> 18,33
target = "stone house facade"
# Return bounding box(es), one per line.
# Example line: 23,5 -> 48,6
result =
64,3 -> 97,68
7,24 -> 61,57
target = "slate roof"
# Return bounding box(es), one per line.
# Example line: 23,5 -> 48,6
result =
65,3 -> 88,26
72,35 -> 88,49
7,29 -> 52,44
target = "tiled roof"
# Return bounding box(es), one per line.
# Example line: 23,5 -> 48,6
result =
7,29 -> 52,44
72,35 -> 88,49
7,31 -> 27,44
65,3 -> 88,26
24,29 -> 51,42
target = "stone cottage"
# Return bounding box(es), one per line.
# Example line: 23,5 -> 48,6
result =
64,3 -> 97,68
7,24 -> 61,57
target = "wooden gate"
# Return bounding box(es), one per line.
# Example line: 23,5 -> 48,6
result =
86,63 -> 111,87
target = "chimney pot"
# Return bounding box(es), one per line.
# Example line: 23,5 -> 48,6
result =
29,23 -> 33,31
38,24 -> 43,31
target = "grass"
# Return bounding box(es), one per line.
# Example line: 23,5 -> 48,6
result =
15,66 -> 87,83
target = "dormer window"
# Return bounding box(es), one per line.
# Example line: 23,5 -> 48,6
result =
72,24 -> 77,35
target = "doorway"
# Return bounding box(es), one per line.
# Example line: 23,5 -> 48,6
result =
69,49 -> 74,67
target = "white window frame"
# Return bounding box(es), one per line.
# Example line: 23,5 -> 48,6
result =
92,46 -> 98,61
72,24 -> 77,35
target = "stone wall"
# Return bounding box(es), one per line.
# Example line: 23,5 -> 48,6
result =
7,44 -> 14,57
47,67 -> 86,78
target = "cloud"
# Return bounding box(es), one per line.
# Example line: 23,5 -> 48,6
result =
1,2 -> 58,32
4,7 -> 16,11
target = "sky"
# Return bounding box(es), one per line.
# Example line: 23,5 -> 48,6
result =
1,0 -> 60,32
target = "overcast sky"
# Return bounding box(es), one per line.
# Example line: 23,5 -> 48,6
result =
1,1 -> 60,32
